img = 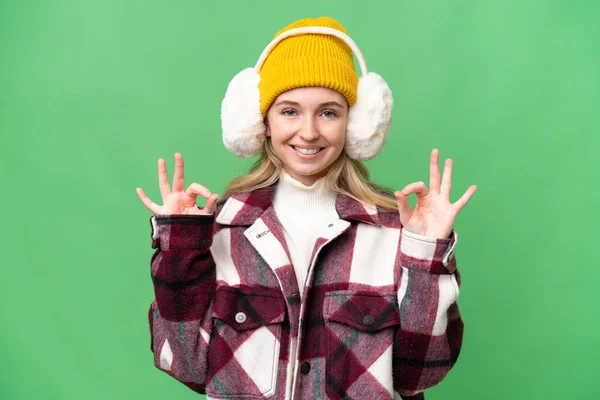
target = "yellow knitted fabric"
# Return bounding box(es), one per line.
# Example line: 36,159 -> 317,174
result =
259,16 -> 359,116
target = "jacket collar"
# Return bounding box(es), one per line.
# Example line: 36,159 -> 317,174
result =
216,185 -> 381,227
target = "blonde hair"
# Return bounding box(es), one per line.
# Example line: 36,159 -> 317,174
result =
223,138 -> 398,211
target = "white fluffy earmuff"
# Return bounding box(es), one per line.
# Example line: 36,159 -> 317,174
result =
221,26 -> 393,160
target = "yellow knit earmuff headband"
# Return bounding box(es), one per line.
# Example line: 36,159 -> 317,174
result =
255,26 -> 369,75
221,21 -> 394,161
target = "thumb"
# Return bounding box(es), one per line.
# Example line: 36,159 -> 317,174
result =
394,190 -> 413,225
203,193 -> 220,215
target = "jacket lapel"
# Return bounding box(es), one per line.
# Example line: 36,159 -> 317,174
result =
243,208 -> 292,276
216,185 -> 384,227
215,185 -> 385,294
216,187 -> 293,271
334,191 -> 382,227
216,188 -> 301,301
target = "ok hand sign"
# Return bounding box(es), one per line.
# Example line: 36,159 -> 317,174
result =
136,152 -> 219,216
394,149 -> 477,239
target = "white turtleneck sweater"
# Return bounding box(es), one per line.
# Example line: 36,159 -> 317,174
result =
272,171 -> 339,297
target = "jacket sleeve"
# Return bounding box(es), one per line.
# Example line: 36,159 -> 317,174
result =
393,228 -> 463,399
147,213 -> 217,394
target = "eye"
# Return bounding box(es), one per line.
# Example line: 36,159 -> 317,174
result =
282,109 -> 297,117
321,109 -> 338,118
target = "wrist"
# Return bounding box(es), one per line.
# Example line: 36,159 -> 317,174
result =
421,230 -> 452,240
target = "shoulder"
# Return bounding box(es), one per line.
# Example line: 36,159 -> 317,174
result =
376,208 -> 402,230
213,186 -> 275,225
215,197 -> 230,215
371,184 -> 403,230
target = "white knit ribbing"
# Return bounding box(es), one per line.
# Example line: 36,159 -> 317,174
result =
272,171 -> 339,296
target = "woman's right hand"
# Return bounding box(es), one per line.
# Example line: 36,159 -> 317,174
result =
136,152 -> 219,216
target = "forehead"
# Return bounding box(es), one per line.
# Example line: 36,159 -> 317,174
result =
275,87 -> 346,105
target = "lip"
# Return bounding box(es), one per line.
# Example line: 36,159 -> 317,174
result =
289,145 -> 325,158
290,144 -> 323,150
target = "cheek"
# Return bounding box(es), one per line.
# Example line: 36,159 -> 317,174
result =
328,122 -> 347,147
268,121 -> 296,144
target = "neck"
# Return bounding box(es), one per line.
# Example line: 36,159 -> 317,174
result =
272,170 -> 337,218
283,168 -> 327,186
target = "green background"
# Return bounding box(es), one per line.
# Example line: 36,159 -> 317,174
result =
2,0 -> 598,399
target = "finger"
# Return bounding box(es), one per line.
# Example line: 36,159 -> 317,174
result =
203,193 -> 220,214
440,158 -> 453,200
158,158 -> 171,201
394,191 -> 413,225
185,183 -> 212,200
430,148 -> 441,193
402,181 -> 429,198
453,185 -> 477,213
172,152 -> 185,193
136,187 -> 162,214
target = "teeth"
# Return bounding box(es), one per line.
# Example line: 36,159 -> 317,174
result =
293,146 -> 321,155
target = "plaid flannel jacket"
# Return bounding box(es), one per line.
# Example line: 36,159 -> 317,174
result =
148,186 -> 463,399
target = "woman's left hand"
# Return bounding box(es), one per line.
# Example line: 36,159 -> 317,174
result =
394,148 -> 477,239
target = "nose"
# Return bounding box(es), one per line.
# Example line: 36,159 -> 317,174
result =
298,116 -> 320,141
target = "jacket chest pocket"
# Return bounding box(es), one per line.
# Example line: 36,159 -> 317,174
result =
324,290 -> 400,400
206,287 -> 286,399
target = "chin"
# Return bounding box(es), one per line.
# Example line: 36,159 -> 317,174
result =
293,167 -> 328,179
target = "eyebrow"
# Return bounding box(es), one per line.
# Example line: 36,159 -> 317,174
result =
273,100 -> 346,109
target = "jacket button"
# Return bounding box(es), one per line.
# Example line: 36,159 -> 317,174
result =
300,361 -> 311,374
363,314 -> 375,326
235,312 -> 247,323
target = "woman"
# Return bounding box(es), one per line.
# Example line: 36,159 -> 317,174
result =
136,16 -> 477,400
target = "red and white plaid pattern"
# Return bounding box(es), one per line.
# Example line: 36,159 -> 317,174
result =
147,186 -> 463,399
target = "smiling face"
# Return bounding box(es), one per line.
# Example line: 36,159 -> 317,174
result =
265,87 -> 349,186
